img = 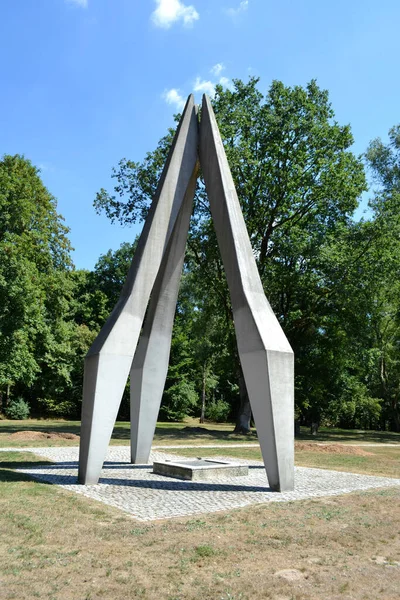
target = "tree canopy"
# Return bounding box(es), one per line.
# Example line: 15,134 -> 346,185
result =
1,80 -> 400,432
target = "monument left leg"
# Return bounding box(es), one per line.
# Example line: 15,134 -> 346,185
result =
78,97 -> 198,484
130,166 -> 197,464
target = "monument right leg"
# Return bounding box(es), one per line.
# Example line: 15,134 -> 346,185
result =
78,96 -> 199,484
199,94 -> 294,492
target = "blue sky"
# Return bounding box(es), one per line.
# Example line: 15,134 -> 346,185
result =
1,0 -> 399,269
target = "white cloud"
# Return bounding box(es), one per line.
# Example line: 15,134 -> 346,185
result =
66,0 -> 88,8
226,0 -> 249,18
210,63 -> 225,77
193,77 -> 216,97
38,162 -> 52,172
219,76 -> 230,87
163,73 -> 231,112
162,88 -> 186,111
152,0 -> 199,29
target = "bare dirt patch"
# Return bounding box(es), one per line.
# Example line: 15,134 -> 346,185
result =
296,442 -> 373,456
8,430 -> 79,441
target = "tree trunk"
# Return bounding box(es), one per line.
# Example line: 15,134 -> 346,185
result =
199,364 -> 206,424
234,368 -> 252,434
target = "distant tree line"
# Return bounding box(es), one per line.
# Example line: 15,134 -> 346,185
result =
1,77 -> 400,431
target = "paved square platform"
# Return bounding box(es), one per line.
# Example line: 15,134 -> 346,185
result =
3,446 -> 400,521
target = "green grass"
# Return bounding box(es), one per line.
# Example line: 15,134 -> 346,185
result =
0,418 -> 257,448
0,417 -> 399,448
165,445 -> 400,479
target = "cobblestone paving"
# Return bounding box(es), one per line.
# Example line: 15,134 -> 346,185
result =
2,446 -> 400,522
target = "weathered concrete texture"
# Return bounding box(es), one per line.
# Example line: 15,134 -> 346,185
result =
78,96 -> 199,484
130,162 -> 198,464
199,95 -> 294,492
153,458 -> 249,480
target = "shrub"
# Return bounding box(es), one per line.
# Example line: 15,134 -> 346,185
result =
5,398 -> 30,420
37,397 -> 79,419
205,399 -> 231,422
160,380 -> 198,421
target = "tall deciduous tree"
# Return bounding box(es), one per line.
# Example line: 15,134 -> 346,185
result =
0,155 -> 73,409
94,78 -> 367,429
363,125 -> 400,430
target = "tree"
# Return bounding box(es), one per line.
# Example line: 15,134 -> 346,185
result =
91,241 -> 138,313
363,125 -> 400,430
94,78 -> 367,429
0,155 -> 73,410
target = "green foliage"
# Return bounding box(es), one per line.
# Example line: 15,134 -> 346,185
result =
205,399 -> 231,423
0,155 -> 73,401
92,240 -> 138,313
37,397 -> 75,418
2,88 -> 400,431
159,380 -> 198,421
5,398 -> 30,420
94,77 -> 369,428
0,155 -> 98,419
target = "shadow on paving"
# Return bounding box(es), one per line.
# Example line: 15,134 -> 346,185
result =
5,461 -> 150,471
4,459 -> 265,472
9,470 -> 273,493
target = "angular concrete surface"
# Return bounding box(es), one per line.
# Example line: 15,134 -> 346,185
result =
79,93 -> 294,492
78,96 -> 199,484
130,162 -> 198,464
199,95 -> 294,491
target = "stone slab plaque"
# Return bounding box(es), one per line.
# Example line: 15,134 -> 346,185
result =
153,458 -> 249,481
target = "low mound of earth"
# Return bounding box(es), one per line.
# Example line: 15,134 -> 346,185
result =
8,431 -> 79,441
180,427 -> 209,434
296,442 -> 373,456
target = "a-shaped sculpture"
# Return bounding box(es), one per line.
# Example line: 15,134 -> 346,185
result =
79,95 -> 294,492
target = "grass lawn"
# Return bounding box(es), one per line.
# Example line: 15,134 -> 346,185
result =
0,449 -> 399,600
1,420 -> 400,599
1,417 -> 400,448
167,445 -> 400,479
0,418 -> 256,448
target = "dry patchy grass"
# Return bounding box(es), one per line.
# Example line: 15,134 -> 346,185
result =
0,451 -> 400,599
167,444 -> 400,479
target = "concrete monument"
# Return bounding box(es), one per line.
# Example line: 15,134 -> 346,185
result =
79,94 -> 294,492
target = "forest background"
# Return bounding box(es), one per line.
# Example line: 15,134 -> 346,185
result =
1,78 -> 400,432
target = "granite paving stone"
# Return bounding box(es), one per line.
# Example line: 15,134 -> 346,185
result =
1,446 -> 399,522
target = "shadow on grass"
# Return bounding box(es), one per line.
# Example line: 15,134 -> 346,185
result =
1,420 -> 399,444
0,465 -> 54,484
298,428 -> 400,444
0,422 -> 81,436
0,422 -> 257,443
